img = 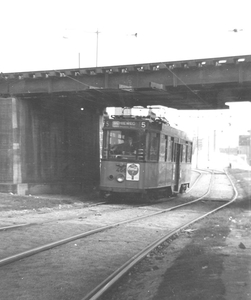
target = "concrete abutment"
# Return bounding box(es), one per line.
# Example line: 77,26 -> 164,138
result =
0,97 -> 102,195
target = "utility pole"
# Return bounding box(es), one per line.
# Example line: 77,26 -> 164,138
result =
249,129 -> 251,165
196,111 -> 200,169
95,29 -> 100,67
64,28 -> 136,68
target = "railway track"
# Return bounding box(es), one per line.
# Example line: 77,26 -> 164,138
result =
0,169 -> 205,258
0,170 -> 210,264
0,169 -> 236,300
0,201 -> 107,232
0,168 -> 203,234
83,169 -> 238,300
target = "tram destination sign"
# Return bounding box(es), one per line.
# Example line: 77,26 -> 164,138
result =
104,120 -> 147,129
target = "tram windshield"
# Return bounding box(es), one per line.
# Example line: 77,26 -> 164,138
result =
102,129 -> 146,160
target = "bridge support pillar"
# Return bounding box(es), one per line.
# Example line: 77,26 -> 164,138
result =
0,97 -> 101,195
0,97 -> 28,194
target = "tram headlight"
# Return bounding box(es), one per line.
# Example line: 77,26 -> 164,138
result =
116,174 -> 125,183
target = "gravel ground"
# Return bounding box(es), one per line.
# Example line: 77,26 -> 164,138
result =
0,169 -> 250,300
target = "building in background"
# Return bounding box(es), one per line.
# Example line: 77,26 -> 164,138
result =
176,102 -> 251,169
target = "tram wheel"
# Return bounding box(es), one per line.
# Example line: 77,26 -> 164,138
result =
180,184 -> 187,194
166,187 -> 173,197
99,191 -> 113,200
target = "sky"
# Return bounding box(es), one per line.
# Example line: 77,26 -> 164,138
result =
2,0 -> 251,162
1,0 -> 251,73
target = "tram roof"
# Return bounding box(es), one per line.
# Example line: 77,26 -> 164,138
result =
104,115 -> 193,142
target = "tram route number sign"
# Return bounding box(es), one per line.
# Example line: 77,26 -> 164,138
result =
126,163 -> 140,181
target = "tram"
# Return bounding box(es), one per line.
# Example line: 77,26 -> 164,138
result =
100,113 -> 193,200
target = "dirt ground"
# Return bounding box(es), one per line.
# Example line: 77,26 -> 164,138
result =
0,189 -> 101,213
0,169 -> 250,300
102,169 -> 251,300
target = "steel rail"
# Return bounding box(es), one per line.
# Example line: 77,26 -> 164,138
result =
0,170 -> 206,233
185,169 -> 203,193
82,169 -> 238,300
0,223 -> 37,231
0,202 -> 107,232
0,171 -> 213,268
0,201 -> 165,232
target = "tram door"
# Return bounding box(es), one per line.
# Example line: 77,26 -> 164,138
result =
174,143 -> 181,192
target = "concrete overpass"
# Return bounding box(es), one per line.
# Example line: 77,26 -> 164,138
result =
1,54 -> 251,110
0,54 -> 250,195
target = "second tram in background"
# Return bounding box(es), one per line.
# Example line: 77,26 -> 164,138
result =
100,112 -> 193,200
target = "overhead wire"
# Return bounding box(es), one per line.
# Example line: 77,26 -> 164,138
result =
53,70 -> 90,88
161,63 -> 209,106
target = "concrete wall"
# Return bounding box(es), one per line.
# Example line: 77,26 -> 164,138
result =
0,97 -> 101,194
0,98 -> 13,183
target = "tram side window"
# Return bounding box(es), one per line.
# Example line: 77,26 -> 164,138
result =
102,131 -> 109,159
172,143 -> 176,162
171,138 -> 176,162
148,132 -> 159,161
167,137 -> 172,162
159,134 -> 167,162
186,142 -> 192,163
137,131 -> 146,161
164,135 -> 168,161
181,143 -> 186,162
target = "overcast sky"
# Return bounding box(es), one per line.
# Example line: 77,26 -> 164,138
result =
1,0 -> 250,166
1,0 -> 250,73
